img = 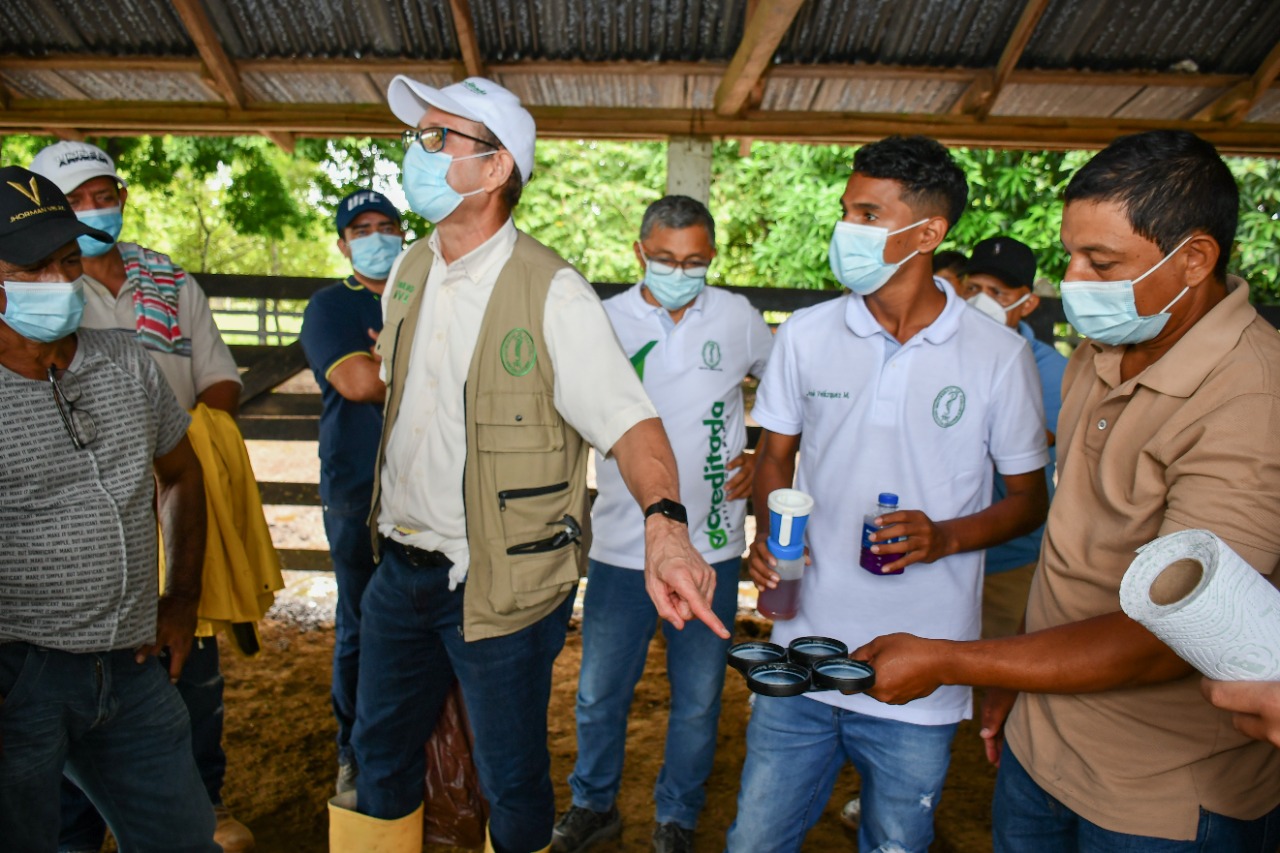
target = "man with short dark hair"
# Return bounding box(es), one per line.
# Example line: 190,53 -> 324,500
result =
963,236 -> 1068,639
727,136 -> 1049,852
300,188 -> 402,794
553,196 -> 772,853
332,77 -> 728,853
855,130 -> 1280,851
0,165 -> 219,852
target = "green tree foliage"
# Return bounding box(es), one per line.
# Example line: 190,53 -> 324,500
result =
2,133 -> 1276,301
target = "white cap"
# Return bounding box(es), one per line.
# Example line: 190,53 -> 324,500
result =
29,141 -> 127,194
387,75 -> 535,185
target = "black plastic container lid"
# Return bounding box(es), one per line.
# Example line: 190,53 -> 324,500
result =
727,641 -> 787,674
811,658 -> 876,695
745,662 -> 812,697
787,636 -> 849,668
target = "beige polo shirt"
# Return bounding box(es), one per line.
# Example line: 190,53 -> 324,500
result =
1006,278 -> 1280,840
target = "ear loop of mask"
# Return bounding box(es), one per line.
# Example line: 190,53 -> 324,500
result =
1136,234 -> 1196,314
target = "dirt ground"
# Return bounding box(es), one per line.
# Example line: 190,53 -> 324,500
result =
216,614 -> 996,853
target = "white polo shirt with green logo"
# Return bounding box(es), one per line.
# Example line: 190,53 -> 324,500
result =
591,283 -> 774,569
752,281 -> 1047,725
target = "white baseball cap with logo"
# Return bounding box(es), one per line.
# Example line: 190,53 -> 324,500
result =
387,75 -> 536,186
29,141 -> 128,195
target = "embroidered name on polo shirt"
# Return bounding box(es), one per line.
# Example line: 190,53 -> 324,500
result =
932,386 -> 966,427
807,389 -> 850,399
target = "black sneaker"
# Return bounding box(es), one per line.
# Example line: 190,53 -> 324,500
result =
551,805 -> 622,853
652,821 -> 694,853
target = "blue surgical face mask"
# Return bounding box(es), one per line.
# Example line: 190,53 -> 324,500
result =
0,279 -> 86,342
642,253 -> 708,310
348,232 -> 404,280
402,144 -> 495,224
828,219 -> 928,295
1060,235 -> 1194,346
75,206 -> 123,257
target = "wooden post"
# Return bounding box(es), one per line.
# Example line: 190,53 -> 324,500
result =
666,135 -> 713,205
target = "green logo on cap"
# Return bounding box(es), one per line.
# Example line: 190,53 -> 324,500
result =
463,81 -> 488,96
501,328 -> 536,376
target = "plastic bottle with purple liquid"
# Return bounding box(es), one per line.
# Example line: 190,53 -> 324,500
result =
757,488 -> 814,620
860,492 -> 906,575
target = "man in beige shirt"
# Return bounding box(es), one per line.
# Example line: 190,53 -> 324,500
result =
850,130 -> 1280,851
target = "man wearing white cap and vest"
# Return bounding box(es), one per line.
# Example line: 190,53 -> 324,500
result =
28,141 -> 252,852
329,76 -> 728,853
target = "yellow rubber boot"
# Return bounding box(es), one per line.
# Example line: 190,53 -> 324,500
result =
328,791 -> 423,853
483,824 -> 550,853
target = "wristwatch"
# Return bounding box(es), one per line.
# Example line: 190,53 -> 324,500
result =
644,498 -> 688,525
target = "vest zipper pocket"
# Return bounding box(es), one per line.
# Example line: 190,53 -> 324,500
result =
506,514 -> 582,555
498,481 -> 568,511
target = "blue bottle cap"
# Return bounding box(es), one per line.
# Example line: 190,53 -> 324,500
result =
877,492 -> 899,506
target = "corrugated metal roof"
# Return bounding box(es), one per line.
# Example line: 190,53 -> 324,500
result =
209,0 -> 459,59
499,71 -> 719,109
991,82 -> 1141,117
777,0 -> 1030,67
469,0 -> 747,63
0,0 -> 192,56
1024,0 -> 1280,74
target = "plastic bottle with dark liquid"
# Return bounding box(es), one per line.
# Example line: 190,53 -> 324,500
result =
860,492 -> 906,575
756,488 -> 814,620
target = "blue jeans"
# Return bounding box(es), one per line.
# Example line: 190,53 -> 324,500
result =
352,546 -> 575,853
58,636 -> 225,850
323,504 -> 377,766
725,694 -> 957,853
569,556 -> 740,829
994,745 -> 1280,852
0,643 -> 219,853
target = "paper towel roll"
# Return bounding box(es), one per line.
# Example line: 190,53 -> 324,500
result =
1119,528 -> 1280,681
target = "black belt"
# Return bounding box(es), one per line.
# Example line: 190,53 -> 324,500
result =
380,536 -> 453,569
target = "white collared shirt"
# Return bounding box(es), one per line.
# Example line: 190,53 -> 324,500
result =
377,220 -> 656,584
591,283 -> 773,568
752,279 -> 1048,724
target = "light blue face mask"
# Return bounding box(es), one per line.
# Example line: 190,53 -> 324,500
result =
348,232 -> 403,280
642,253 -> 708,310
828,219 -> 927,295
402,144 -> 495,224
75,206 -> 123,257
1060,235 -> 1193,346
0,279 -> 86,342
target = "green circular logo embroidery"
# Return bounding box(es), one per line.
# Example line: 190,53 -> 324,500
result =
501,328 -> 537,376
702,340 -> 722,370
932,386 -> 966,427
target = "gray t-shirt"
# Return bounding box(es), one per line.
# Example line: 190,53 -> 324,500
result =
0,328 -> 191,652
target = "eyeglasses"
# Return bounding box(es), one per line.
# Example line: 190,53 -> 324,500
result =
640,250 -> 710,279
48,366 -> 97,450
401,127 -> 499,154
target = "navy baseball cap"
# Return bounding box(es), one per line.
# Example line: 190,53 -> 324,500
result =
335,189 -> 401,235
965,237 -> 1037,290
0,166 -> 111,266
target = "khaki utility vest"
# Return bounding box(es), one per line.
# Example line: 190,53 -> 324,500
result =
369,232 -> 591,640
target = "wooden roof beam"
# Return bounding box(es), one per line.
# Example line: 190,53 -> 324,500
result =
171,0 -> 246,109
260,130 -> 295,153
7,99 -> 1280,155
951,0 -> 1050,118
447,0 -> 487,80
714,0 -> 805,117
1194,38 -> 1280,125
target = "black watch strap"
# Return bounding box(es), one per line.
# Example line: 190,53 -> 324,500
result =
644,498 -> 688,525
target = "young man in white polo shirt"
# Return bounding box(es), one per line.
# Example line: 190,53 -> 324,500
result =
553,196 -> 772,853
726,135 -> 1048,853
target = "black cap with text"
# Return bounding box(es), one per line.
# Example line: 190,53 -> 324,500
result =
0,166 -> 110,266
